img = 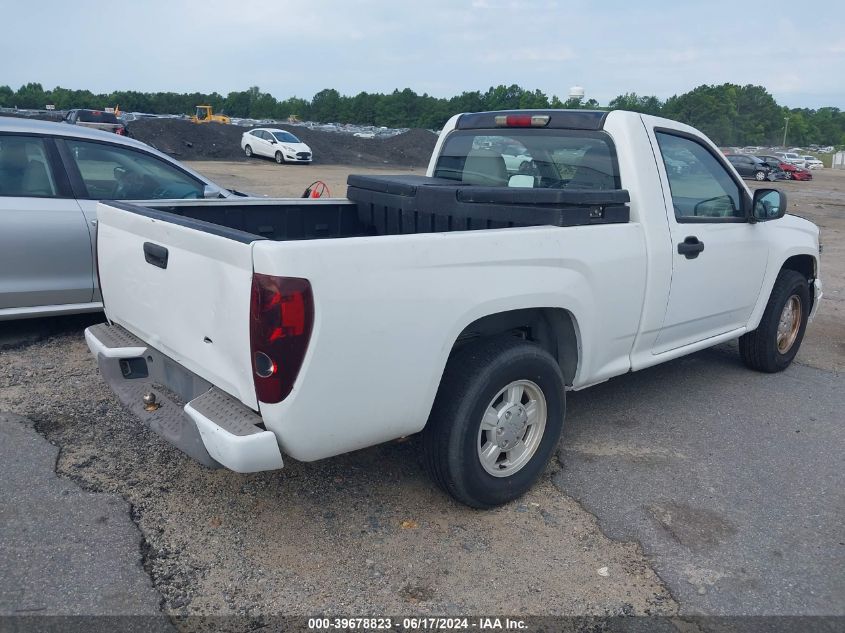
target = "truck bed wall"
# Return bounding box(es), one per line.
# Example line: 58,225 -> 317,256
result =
150,177 -> 630,243
151,201 -> 373,241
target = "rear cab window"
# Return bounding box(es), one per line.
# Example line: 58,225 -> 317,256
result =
434,128 -> 620,190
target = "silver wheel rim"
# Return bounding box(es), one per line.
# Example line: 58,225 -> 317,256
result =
756,171 -> 765,180
276,152 -> 283,163
245,146 -> 251,156
477,379 -> 547,477
777,295 -> 802,354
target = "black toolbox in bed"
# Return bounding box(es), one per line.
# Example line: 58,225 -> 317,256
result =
347,174 -> 630,235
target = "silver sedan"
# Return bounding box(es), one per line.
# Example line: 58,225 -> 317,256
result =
0,117 -> 241,320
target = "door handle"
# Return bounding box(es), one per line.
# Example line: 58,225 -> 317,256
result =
143,242 -> 169,269
677,236 -> 704,259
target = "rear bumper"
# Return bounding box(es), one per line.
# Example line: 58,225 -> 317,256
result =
85,323 -> 283,473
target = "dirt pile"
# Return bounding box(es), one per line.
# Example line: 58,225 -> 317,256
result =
126,118 -> 437,167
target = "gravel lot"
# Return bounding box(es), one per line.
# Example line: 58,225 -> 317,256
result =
1,165 -> 842,627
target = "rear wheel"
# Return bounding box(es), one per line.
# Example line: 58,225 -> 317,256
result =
422,337 -> 565,508
275,151 -> 285,164
739,269 -> 810,373
755,170 -> 766,181
244,145 -> 253,158
784,171 -> 793,180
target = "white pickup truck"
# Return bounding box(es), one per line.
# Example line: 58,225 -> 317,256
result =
85,109 -> 822,508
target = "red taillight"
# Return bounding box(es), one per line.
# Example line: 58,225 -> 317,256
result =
494,114 -> 550,127
249,274 -> 314,404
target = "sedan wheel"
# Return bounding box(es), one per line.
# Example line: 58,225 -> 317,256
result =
275,151 -> 285,164
784,171 -> 793,180
755,170 -> 766,181
244,145 -> 253,158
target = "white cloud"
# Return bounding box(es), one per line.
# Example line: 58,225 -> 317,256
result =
478,47 -> 576,63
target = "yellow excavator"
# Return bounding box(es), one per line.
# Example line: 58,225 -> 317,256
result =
190,105 -> 231,124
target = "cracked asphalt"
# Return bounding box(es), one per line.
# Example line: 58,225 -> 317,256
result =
556,343 -> 844,617
0,166 -> 842,631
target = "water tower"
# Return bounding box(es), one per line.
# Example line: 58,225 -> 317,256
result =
569,86 -> 585,102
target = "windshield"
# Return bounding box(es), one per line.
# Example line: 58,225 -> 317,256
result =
434,129 -> 619,190
272,131 -> 300,143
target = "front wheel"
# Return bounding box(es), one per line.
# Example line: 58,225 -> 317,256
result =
244,145 -> 253,158
422,337 -> 564,508
739,269 -> 810,373
275,151 -> 285,164
784,171 -> 793,180
755,170 -> 767,181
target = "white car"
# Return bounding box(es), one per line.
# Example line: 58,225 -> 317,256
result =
776,152 -> 806,168
802,155 -> 824,169
241,128 -> 312,164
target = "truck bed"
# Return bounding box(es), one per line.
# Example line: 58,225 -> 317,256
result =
141,174 -> 630,242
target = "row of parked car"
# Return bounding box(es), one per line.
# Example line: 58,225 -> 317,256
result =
725,154 -> 815,182
771,152 -> 824,169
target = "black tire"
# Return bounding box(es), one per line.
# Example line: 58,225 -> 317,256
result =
244,145 -> 252,158
755,170 -> 766,181
275,151 -> 285,164
739,269 -> 810,373
422,336 -> 565,508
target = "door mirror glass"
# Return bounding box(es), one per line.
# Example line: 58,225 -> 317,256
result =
752,188 -> 786,221
508,174 -> 534,188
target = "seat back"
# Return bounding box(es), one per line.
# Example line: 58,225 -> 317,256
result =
23,160 -> 54,196
462,151 -> 508,186
567,146 -> 616,190
0,141 -> 28,196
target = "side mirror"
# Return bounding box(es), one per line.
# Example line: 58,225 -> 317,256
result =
203,184 -> 223,199
752,188 -> 787,222
508,174 -> 534,188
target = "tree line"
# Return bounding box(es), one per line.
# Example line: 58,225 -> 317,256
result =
2,81 -> 843,148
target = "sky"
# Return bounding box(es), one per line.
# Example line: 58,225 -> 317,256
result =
3,0 -> 844,109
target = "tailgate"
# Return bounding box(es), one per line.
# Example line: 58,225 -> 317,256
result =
96,201 -> 260,409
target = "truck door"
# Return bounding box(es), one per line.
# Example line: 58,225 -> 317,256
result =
649,129 -> 769,354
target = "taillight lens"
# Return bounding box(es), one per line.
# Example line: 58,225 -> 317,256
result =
249,274 -> 314,404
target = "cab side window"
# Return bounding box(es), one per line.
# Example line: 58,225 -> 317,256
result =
0,135 -> 59,198
656,132 -> 745,221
